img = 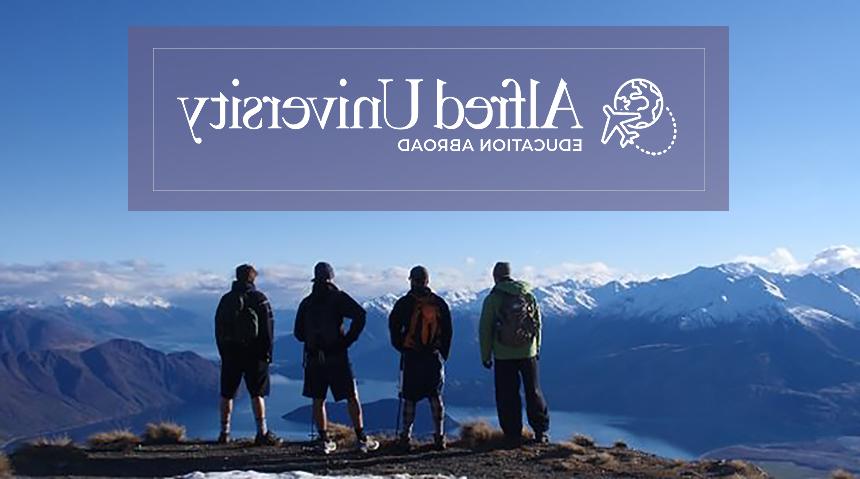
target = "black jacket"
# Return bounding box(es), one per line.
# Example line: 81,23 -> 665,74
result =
388,286 -> 453,360
214,281 -> 275,361
294,281 -> 366,354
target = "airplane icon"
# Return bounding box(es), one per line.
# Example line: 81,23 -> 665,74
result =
600,105 -> 641,148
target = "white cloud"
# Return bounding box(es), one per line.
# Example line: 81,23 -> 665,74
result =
0,260 -> 225,309
260,263 -> 479,305
520,261 -> 633,287
733,247 -> 803,274
806,245 -> 860,274
733,245 -> 860,275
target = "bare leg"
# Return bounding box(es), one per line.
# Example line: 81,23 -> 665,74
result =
401,399 -> 416,439
429,395 -> 445,437
220,397 -> 233,435
251,396 -> 268,435
347,394 -> 364,431
313,398 -> 327,436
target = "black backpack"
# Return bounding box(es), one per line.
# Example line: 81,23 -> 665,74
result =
495,290 -> 538,347
217,292 -> 260,346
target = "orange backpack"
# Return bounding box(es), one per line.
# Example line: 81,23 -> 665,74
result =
403,294 -> 441,351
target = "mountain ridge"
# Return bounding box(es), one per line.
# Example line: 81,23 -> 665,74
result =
0,338 -> 218,443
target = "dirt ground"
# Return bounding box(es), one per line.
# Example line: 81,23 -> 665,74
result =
9,437 -> 771,479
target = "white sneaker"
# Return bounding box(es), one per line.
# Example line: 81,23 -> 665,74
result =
357,435 -> 379,453
318,438 -> 337,455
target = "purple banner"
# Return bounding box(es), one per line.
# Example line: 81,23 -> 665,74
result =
128,27 -> 728,210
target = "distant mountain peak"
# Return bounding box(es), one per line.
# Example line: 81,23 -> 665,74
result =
62,294 -> 172,309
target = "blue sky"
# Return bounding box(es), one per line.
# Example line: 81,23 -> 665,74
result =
0,0 -> 858,292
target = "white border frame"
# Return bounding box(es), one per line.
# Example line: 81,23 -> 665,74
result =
151,47 -> 707,193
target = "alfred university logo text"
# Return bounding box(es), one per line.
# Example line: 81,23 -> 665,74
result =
128,27 -> 728,211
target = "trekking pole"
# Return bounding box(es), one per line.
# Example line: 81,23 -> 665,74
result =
395,353 -> 403,436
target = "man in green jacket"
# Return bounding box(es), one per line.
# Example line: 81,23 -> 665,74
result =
479,262 -> 550,445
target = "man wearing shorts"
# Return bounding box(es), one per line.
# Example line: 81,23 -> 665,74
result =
388,265 -> 453,451
214,264 -> 281,446
294,262 -> 380,454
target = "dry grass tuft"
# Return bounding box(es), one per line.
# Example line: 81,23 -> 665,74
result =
571,433 -> 595,448
326,423 -> 356,447
558,441 -> 588,455
831,470 -> 856,479
613,439 -> 628,449
142,421 -> 186,445
13,435 -> 85,465
457,421 -> 505,448
456,420 -> 536,449
0,452 -> 11,479
87,429 -> 141,451
589,451 -> 618,467
28,435 -> 74,448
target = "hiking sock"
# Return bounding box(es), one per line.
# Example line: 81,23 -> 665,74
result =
429,395 -> 444,437
255,416 -> 268,436
355,427 -> 366,441
221,413 -> 232,435
401,399 -> 416,438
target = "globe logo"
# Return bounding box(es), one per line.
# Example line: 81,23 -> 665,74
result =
601,78 -> 677,156
613,79 -> 664,130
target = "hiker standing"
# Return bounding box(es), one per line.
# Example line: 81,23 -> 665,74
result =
214,264 -> 281,446
479,262 -> 550,445
388,266 -> 453,451
294,262 -> 380,454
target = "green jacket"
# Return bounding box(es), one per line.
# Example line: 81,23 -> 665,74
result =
479,279 -> 541,362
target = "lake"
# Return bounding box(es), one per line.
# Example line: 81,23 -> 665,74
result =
40,375 -> 692,460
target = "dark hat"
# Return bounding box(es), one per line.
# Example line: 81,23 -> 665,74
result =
409,265 -> 429,282
235,264 -> 257,282
492,262 -> 512,280
313,262 -> 335,282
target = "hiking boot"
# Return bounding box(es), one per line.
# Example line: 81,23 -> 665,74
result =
356,435 -> 380,453
534,432 -> 550,444
433,434 -> 447,451
396,435 -> 412,453
217,432 -> 230,444
502,435 -> 523,449
254,431 -> 282,446
318,437 -> 337,455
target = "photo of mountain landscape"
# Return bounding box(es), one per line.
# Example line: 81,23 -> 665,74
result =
2,255 -> 859,476
2,0 -> 859,477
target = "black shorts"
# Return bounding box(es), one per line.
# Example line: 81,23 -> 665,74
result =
220,355 -> 271,399
400,350 -> 445,401
303,351 -> 357,402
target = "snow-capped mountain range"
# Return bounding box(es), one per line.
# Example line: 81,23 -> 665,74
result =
4,262 -> 860,331
362,263 -> 860,329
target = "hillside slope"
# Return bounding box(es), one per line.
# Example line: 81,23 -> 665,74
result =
0,339 -> 218,442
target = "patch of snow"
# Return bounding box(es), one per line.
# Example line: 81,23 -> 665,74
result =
787,306 -> 853,328
178,472 -> 463,479
361,293 -> 401,315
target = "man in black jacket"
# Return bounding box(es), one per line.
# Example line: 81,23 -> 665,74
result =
388,266 -> 453,451
214,264 -> 280,446
294,262 -> 379,454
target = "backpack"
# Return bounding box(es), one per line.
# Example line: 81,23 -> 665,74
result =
217,292 -> 260,346
402,294 -> 441,352
494,290 -> 538,347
